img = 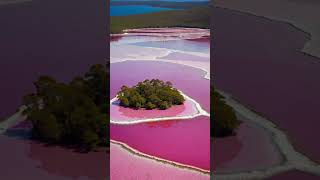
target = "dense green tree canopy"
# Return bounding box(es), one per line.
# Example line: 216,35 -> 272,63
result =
117,79 -> 185,110
211,86 -> 240,137
23,64 -> 109,150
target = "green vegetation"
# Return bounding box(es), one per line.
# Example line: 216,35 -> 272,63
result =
211,87 -> 240,137
23,64 -> 109,150
111,6 -> 211,33
117,79 -> 185,110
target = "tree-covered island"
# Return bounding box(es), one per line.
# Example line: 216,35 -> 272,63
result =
22,64 -> 109,150
211,86 -> 240,137
117,79 -> 185,110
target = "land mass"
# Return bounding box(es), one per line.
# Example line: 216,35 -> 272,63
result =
111,5 -> 210,33
211,86 -> 240,137
22,64 -> 109,150
117,79 -> 185,110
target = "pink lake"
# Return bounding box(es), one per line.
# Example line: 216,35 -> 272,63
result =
111,98 -> 198,122
110,142 -> 209,180
111,61 -> 210,112
110,29 -> 210,177
111,116 -> 210,171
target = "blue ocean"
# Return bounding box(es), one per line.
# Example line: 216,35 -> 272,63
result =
110,5 -> 174,16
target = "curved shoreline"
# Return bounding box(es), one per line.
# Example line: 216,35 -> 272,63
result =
213,4 -> 320,59
111,58 -> 210,80
110,139 -> 210,174
214,90 -> 320,179
110,90 -> 210,125
110,28 -> 210,80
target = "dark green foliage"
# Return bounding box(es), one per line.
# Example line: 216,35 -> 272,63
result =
82,130 -> 100,150
111,6 -> 211,33
23,64 -> 109,150
117,79 -> 185,110
211,87 -> 240,137
30,110 -> 61,142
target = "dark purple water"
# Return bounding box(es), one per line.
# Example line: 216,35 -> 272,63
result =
269,170 -> 320,180
212,7 -> 320,162
213,122 -> 282,173
0,0 -> 106,119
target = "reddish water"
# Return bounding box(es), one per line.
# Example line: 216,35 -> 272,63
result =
111,116 -> 210,170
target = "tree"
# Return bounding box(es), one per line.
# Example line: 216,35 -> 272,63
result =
23,64 -> 109,150
211,86 -> 240,137
146,102 -> 156,110
117,79 -> 185,110
82,130 -> 100,150
159,101 -> 169,110
30,110 -> 62,142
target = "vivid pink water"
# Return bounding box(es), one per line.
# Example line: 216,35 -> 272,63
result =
111,98 -> 197,122
111,61 -> 210,111
110,30 -> 210,175
111,116 -> 210,170
110,143 -> 210,180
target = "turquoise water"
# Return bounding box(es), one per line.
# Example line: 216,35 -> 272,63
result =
110,5 -> 173,16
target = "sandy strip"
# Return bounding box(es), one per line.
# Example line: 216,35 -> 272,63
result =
110,91 -> 210,125
0,106 -> 26,134
113,27 -> 210,40
111,139 -> 210,174
213,91 -> 320,179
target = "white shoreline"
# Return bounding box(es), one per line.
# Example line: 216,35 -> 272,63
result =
110,91 -> 210,125
111,139 -> 210,174
111,28 -> 210,80
0,106 -> 26,134
214,90 -> 320,179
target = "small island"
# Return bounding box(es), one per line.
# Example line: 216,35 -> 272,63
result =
22,64 -> 109,150
211,86 -> 240,137
117,79 -> 185,110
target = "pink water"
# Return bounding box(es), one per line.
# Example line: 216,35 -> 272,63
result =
110,29 -> 210,177
213,122 -> 283,173
111,98 -> 197,122
110,143 -> 210,180
111,116 -> 210,170
111,61 -> 210,111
